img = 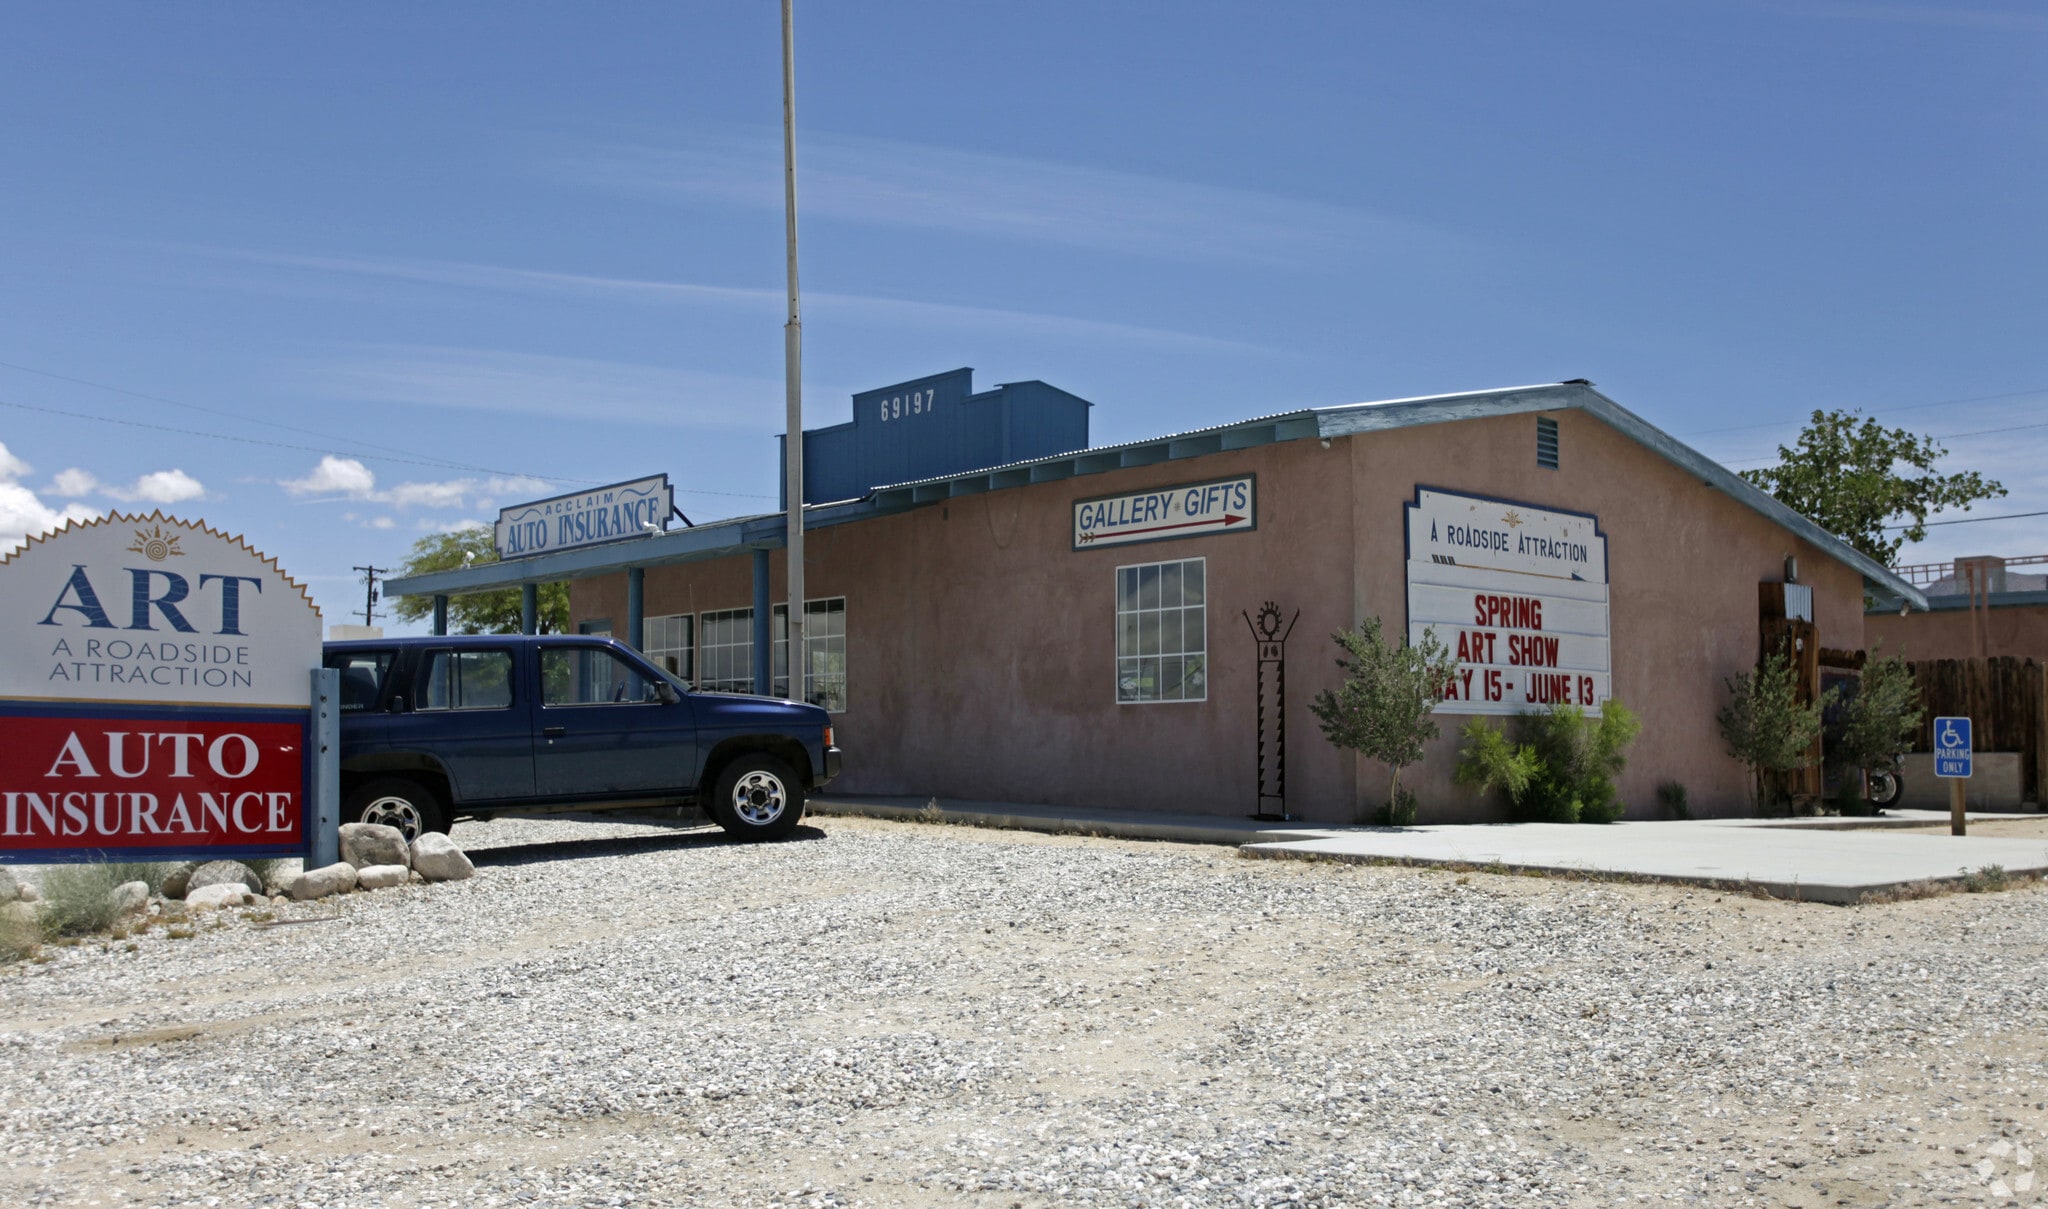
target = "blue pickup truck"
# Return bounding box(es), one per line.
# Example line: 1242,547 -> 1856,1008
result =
322,635 -> 838,842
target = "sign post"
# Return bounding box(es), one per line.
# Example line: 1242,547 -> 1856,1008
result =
0,514 -> 324,865
1933,715 -> 1972,837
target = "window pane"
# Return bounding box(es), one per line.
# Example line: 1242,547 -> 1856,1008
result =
1160,610 -> 1183,656
1139,656 -> 1161,701
1185,654 -> 1207,698
1138,564 -> 1159,610
1138,611 -> 1159,656
1117,658 -> 1140,702
1118,614 -> 1138,658
1118,567 -> 1138,612
1183,560 -> 1204,605
1183,606 -> 1205,654
1160,655 -> 1184,701
1160,562 -> 1181,609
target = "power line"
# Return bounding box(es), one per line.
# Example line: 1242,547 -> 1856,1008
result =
1722,419 -> 2048,468
1885,509 -> 2048,530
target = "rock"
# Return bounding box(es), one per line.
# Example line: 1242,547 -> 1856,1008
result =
0,867 -> 18,903
188,861 -> 263,896
186,883 -> 255,910
107,881 -> 150,918
289,862 -> 358,901
16,882 -> 36,903
356,864 -> 409,891
340,823 -> 410,870
158,862 -> 200,900
409,833 -> 474,882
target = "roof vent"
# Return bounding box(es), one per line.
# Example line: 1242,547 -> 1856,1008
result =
1536,416 -> 1560,470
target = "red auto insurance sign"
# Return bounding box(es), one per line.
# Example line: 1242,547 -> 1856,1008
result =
0,711 -> 306,855
0,512 -> 323,862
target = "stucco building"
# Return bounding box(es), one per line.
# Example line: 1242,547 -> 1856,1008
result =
389,372 -> 1926,823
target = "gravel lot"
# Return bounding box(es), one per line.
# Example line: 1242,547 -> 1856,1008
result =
2,813 -> 2044,1208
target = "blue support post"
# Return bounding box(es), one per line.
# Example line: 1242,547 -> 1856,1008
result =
521,583 -> 538,635
432,595 -> 448,636
627,567 -> 645,650
752,549 -> 771,695
310,667 -> 340,870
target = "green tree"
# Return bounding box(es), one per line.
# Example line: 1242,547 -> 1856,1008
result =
1308,617 -> 1457,825
1831,653 -> 1924,779
1738,409 -> 2004,564
1717,650 -> 1831,814
1455,702 -> 1642,824
389,526 -> 569,634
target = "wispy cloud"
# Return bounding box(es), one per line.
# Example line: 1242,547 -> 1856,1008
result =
282,454 -> 550,515
1758,1 -> 2048,32
551,130 -> 1459,269
305,345 -> 783,431
198,247 -> 1275,356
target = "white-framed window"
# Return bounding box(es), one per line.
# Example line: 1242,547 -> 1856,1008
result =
697,608 -> 754,693
644,613 -> 694,681
1116,557 -> 1206,703
773,598 -> 847,713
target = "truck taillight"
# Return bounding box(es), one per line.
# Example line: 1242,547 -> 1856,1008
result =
823,726 -> 834,748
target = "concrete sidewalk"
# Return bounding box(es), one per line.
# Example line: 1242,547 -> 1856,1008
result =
812,794 -> 2048,904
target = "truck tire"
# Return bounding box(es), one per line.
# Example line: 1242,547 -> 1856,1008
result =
709,754 -> 804,841
344,778 -> 448,843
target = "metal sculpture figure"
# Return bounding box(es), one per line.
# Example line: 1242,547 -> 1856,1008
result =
1243,601 -> 1301,820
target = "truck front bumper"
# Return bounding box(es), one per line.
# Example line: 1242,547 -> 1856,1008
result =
819,745 -> 841,787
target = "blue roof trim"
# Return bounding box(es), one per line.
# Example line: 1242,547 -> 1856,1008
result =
388,380 -> 1925,609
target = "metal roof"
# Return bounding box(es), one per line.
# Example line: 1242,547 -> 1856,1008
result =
385,380 -> 1926,609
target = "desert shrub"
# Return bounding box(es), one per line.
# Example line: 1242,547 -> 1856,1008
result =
1719,649 -> 1830,814
1372,788 -> 1419,828
0,909 -> 39,964
1309,617 -> 1457,825
37,862 -> 169,938
1656,781 -> 1690,819
1455,702 -> 1641,823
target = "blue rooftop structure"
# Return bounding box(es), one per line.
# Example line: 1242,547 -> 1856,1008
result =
778,368 -> 1091,506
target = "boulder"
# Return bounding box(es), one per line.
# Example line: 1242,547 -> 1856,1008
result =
158,862 -> 200,900
288,862 -> 358,901
0,867 -> 18,903
409,833 -> 474,882
186,883 -> 256,910
356,864 -> 408,891
339,823 -> 410,871
107,881 -> 151,919
15,881 -> 36,904
187,861 -> 263,896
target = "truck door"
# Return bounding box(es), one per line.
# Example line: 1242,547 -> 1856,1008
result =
385,645 -> 536,803
532,643 -> 698,799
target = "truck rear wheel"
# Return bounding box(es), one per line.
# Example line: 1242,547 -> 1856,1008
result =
345,778 -> 448,843
709,755 -> 803,841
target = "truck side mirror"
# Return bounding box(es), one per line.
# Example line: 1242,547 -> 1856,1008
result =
657,682 -> 680,705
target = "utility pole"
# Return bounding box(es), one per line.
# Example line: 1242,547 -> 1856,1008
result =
352,564 -> 387,628
780,0 -> 806,700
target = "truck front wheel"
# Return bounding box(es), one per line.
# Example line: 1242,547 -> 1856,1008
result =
710,755 -> 804,841
344,778 -> 448,843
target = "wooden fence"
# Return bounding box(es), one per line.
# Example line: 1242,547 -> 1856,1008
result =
1906,657 -> 2045,802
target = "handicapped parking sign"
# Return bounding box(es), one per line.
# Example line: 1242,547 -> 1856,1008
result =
1934,716 -> 1972,778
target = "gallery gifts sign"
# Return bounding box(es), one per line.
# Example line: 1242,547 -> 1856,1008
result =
0,513 -> 322,861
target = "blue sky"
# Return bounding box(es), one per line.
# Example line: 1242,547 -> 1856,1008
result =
2,1 -> 2043,625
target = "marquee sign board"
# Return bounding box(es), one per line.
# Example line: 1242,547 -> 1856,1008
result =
1405,488 -> 1611,716
1074,475 -> 1255,551
495,474 -> 673,560
0,514 -> 323,862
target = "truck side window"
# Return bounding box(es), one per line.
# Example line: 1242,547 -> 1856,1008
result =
324,650 -> 393,712
541,647 -> 662,706
417,649 -> 514,711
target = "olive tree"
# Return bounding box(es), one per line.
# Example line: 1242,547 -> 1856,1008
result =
1717,649 -> 1830,814
1309,617 -> 1456,825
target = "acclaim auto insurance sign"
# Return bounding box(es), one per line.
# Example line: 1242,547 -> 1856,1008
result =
0,513 -> 323,861
1405,488 -> 1611,716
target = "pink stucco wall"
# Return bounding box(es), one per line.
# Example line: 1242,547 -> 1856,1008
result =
1864,602 -> 2048,662
573,408 -> 1870,822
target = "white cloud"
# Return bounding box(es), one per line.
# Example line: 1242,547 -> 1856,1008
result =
553,130 -> 1463,269
41,466 -> 207,504
281,455 -> 551,520
0,441 -> 99,553
282,455 -> 378,498
50,468 -> 98,497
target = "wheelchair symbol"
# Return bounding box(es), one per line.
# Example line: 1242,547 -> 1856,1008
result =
1939,722 -> 1966,750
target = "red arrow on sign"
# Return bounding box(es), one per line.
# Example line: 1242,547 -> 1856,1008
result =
1079,514 -> 1245,543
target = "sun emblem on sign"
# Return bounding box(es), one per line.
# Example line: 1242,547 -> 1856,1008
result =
127,524 -> 184,562
1501,510 -> 1526,528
